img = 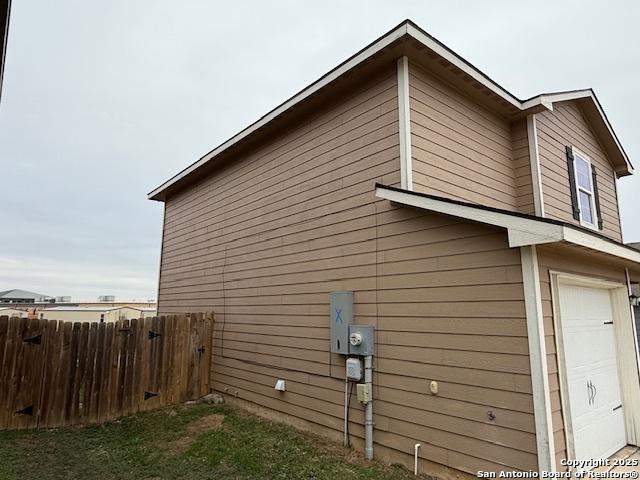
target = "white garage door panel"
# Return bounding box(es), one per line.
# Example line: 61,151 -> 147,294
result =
558,284 -> 626,463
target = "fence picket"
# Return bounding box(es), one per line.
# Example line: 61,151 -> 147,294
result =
93,322 -> 107,421
38,320 -> 60,428
0,316 -> 14,427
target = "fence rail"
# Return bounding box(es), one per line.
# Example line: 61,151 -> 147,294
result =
0,313 -> 213,430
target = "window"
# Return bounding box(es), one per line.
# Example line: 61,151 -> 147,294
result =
572,149 -> 598,229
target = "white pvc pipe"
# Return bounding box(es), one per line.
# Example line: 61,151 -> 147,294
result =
414,443 -> 421,475
343,374 -> 349,447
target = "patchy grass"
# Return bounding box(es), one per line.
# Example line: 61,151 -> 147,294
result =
0,403 -> 426,480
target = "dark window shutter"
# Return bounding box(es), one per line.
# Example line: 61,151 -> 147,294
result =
591,166 -> 604,230
565,146 -> 580,220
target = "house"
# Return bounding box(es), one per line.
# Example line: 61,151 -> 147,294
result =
0,0 -> 10,102
0,289 -> 54,304
0,307 -> 27,318
39,306 -> 156,323
0,289 -> 156,310
148,20 -> 640,477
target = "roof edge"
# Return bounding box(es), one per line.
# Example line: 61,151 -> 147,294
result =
375,184 -> 640,265
148,21 -> 633,201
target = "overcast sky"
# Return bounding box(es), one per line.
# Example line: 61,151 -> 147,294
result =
1,0 -> 639,301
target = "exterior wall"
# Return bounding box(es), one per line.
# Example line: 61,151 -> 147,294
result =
157,65 -> 538,476
408,62 -> 520,212
536,102 -> 623,241
536,245 -> 629,468
512,118 -> 535,215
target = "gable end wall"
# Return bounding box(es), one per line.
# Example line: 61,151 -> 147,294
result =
157,64 -> 537,476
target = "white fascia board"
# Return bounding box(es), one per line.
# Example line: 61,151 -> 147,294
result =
149,22 -> 525,201
375,186 -> 564,246
150,22 -> 631,200
522,90 -> 633,175
375,185 -> 640,265
562,228 -> 640,264
521,90 -> 592,111
405,23 -> 522,109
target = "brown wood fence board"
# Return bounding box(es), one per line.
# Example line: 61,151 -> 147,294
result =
157,314 -> 168,406
0,316 -> 15,427
55,322 -> 73,427
108,320 -> 122,420
138,317 -> 151,411
25,318 -> 47,428
171,316 -> 182,404
145,316 -> 157,409
132,318 -> 144,413
38,320 -> 60,428
101,322 -> 115,421
154,316 -> 164,408
160,315 -> 172,406
83,323 -> 98,423
181,316 -> 191,402
8,318 -> 30,429
0,313 -> 213,430
93,322 -> 107,422
78,323 -> 91,422
11,318 -> 45,429
115,320 -> 128,414
64,322 -> 81,424
0,316 -> 9,421
126,318 -> 139,415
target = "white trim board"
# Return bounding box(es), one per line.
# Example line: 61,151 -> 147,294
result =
397,56 -> 413,190
527,114 -> 545,217
148,21 -> 632,201
521,246 -> 556,471
375,185 -> 640,265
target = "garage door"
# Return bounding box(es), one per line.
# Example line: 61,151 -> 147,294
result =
558,284 -> 627,462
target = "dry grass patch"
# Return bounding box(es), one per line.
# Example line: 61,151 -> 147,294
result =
165,413 -> 225,455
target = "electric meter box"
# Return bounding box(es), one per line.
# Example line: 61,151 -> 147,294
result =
330,292 -> 353,354
348,325 -> 374,356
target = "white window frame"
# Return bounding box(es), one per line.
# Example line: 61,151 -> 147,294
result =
571,147 -> 599,230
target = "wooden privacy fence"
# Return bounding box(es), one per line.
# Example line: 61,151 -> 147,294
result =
0,313 -> 213,430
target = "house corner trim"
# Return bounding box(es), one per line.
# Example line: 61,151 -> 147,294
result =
527,114 -> 545,217
397,56 -> 412,190
521,245 -> 555,471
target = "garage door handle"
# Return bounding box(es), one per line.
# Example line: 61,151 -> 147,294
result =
613,404 -> 622,411
587,380 -> 597,405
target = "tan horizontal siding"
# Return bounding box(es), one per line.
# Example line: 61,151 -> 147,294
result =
512,118 -> 535,215
535,101 -> 622,241
159,64 -> 535,475
407,61 -> 519,212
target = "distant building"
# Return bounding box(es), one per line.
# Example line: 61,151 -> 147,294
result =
0,307 -> 27,318
39,306 -> 156,323
0,289 -> 54,304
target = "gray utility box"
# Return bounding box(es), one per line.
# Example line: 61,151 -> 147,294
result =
348,325 -> 375,356
330,292 -> 353,354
